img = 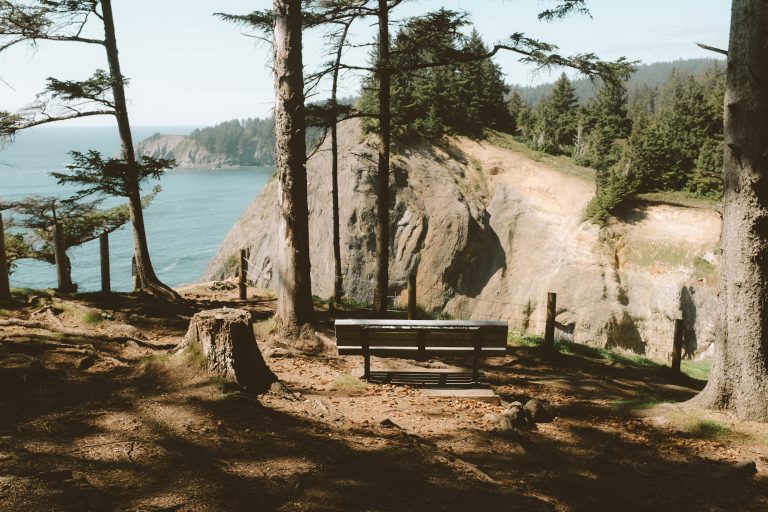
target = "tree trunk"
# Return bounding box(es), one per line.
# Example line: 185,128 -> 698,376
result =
273,0 -> 314,327
690,0 -> 768,421
101,0 -> 178,301
0,212 -> 11,301
52,219 -> 74,294
372,0 -> 391,318
330,20 -> 353,306
181,309 -> 278,395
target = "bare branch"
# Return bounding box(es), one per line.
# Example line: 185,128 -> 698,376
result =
696,42 -> 728,56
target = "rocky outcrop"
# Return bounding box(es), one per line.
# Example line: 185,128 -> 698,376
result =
205,119 -> 721,360
136,134 -> 239,169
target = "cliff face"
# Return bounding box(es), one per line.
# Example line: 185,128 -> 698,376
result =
205,119 -> 721,360
136,134 -> 240,169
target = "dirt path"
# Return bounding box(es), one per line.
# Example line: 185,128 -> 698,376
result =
1,288 -> 766,511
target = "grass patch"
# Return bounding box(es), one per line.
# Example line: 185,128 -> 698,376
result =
608,398 -> 674,412
693,256 -> 718,285
81,310 -> 105,326
330,373 -> 367,395
622,242 -> 696,269
681,359 -> 712,381
685,419 -> 731,438
414,306 -> 453,320
140,353 -> 171,366
507,332 -> 543,347
635,191 -> 720,211
485,130 -> 596,183
179,344 -> 206,369
507,333 -> 665,369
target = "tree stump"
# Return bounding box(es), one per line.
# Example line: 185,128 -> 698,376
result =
181,308 -> 277,394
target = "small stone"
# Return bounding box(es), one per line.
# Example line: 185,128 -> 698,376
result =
481,413 -> 499,423
499,404 -> 534,431
524,399 -> 556,423
76,355 -> 95,371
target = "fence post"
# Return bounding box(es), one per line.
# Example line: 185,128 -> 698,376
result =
99,233 -> 110,294
671,318 -> 684,374
543,292 -> 557,352
0,213 -> 10,301
131,256 -> 140,292
53,221 -> 73,294
407,270 -> 417,320
238,249 -> 248,300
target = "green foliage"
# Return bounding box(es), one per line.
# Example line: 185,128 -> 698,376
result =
52,150 -> 173,199
1,187 -> 159,266
515,61 -> 725,223
361,20 -> 511,139
189,118 -> 275,166
525,73 -> 579,154
81,310 -> 104,326
43,70 -> 120,107
507,332 -> 543,347
185,116 -> 328,165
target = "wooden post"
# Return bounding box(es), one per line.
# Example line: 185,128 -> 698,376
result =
238,248 -> 248,300
0,213 -> 11,301
671,318 -> 684,374
99,233 -> 110,294
53,220 -> 73,294
543,292 -> 557,351
131,256 -> 140,291
407,270 -> 417,320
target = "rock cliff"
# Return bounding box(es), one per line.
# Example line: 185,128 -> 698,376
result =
136,134 -> 239,169
205,119 -> 721,360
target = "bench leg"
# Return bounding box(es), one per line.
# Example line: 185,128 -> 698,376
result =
472,331 -> 482,385
362,329 -> 371,380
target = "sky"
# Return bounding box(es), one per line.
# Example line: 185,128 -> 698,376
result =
0,0 -> 731,127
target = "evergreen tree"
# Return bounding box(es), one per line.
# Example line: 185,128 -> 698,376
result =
0,0 -> 179,300
507,91 -> 524,134
536,73 -> 579,154
577,81 -> 631,170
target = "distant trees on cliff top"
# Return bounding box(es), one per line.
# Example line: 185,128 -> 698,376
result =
511,61 -> 726,222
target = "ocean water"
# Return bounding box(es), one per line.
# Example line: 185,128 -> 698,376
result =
0,126 -> 273,292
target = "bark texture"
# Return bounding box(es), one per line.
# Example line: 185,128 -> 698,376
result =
182,309 -> 277,394
692,0 -> 768,421
52,219 -> 74,294
101,0 -> 178,301
0,213 -> 10,301
273,0 -> 314,326
372,0 -> 391,317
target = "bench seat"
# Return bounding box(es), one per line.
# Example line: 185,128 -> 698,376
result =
334,319 -> 508,385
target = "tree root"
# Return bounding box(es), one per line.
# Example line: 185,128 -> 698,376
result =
0,318 -> 175,350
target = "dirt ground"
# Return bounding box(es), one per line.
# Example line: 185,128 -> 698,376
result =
1,287 -> 767,512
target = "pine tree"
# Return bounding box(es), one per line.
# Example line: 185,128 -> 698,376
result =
507,91 -> 525,134
536,73 -> 579,154
578,81 -> 631,170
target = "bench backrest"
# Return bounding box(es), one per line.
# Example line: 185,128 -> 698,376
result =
334,319 -> 508,358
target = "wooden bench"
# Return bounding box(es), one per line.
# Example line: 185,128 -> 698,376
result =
334,319 -> 508,386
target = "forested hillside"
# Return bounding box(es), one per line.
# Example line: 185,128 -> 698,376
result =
509,58 -> 724,107
188,118 -> 276,166
508,61 -> 725,221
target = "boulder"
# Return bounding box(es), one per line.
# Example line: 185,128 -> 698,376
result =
524,399 -> 556,423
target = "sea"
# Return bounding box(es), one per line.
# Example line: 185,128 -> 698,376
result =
0,126 -> 273,292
